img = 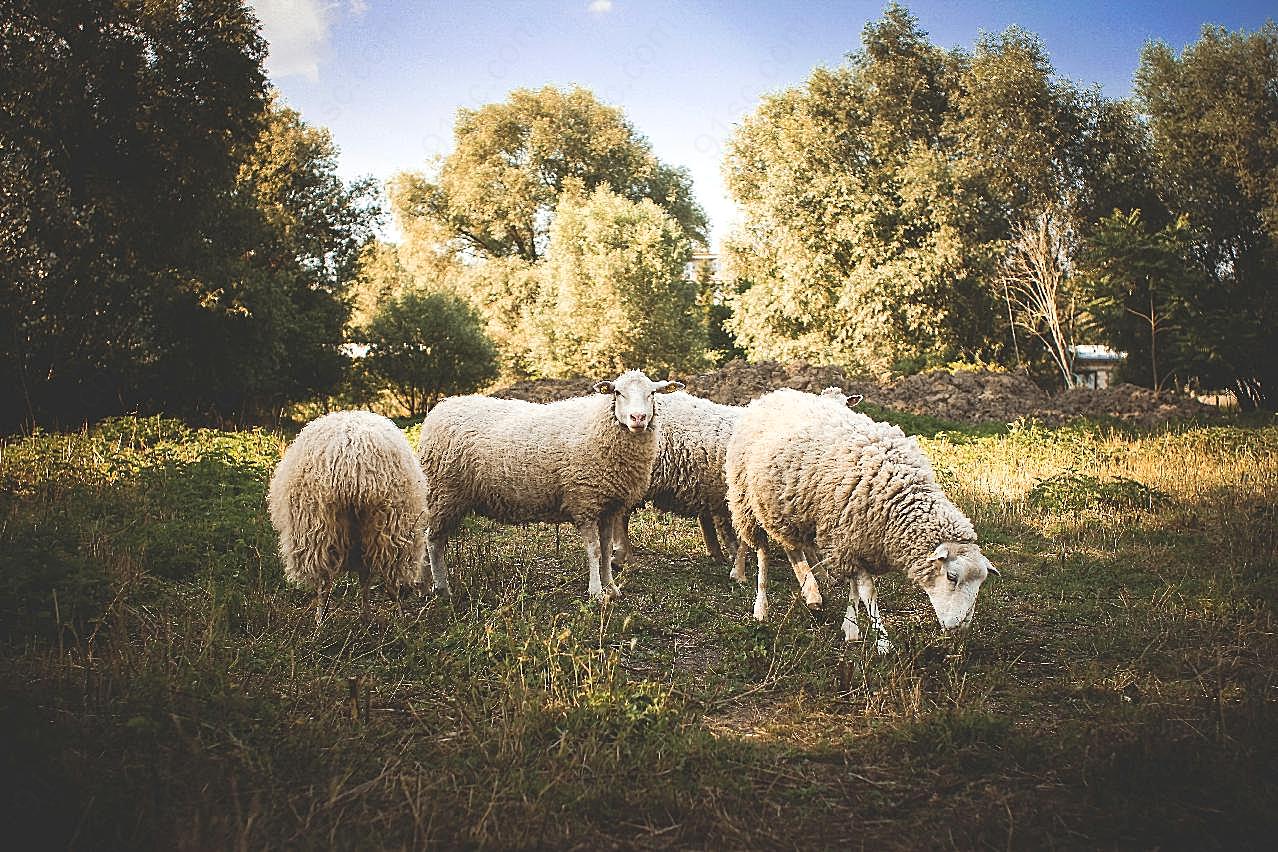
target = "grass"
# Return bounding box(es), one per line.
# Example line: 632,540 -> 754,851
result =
1,411 -> 1276,849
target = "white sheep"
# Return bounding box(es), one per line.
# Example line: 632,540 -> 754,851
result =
613,391 -> 743,567
726,388 -> 999,652
614,387 -> 865,577
267,410 -> 428,625
416,370 -> 683,601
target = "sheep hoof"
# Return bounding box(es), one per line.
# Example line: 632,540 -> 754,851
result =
729,568 -> 748,584
752,599 -> 768,622
875,637 -> 894,655
842,621 -> 861,642
607,583 -> 623,599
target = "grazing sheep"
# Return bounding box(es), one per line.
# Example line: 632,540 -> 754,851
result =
613,391 -> 743,568
417,370 -> 683,601
726,388 -> 999,652
267,410 -> 428,625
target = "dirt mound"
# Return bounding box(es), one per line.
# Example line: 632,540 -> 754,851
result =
490,360 -> 1219,425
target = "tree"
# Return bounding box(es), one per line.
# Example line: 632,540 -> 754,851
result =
1000,209 -> 1080,388
1081,210 -> 1200,391
0,0 -> 268,427
531,185 -> 704,378
1137,23 -> 1278,409
392,86 -> 706,263
357,290 -> 499,416
0,2 -> 380,428
722,4 -> 1155,377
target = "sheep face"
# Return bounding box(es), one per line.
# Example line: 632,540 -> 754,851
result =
917,542 -> 999,633
594,371 -> 684,433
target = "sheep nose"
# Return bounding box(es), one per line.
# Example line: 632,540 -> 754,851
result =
629,413 -> 648,427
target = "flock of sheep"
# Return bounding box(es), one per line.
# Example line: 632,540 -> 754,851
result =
267,370 -> 999,650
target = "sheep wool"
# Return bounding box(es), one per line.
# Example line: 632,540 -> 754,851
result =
417,370 -> 683,600
267,410 -> 428,624
615,391 -> 743,565
727,388 -> 997,649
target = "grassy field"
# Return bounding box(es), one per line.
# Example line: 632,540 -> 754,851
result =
2,411 -> 1276,849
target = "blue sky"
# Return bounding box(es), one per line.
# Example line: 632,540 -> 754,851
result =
248,1 -> 1276,248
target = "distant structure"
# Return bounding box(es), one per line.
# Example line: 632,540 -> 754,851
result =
687,252 -> 719,282
1071,344 -> 1125,389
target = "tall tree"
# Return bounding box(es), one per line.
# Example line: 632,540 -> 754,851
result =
531,185 -> 703,378
1137,23 -> 1278,409
393,86 -> 706,263
0,0 -> 269,427
723,4 -> 1155,378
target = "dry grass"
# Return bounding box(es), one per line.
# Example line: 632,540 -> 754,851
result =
1,413 -> 1275,849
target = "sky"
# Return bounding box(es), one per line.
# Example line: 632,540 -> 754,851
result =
247,0 -> 1276,249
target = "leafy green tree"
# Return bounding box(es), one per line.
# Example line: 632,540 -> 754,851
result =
0,0 -> 268,427
392,86 -> 706,262
1137,23 -> 1278,409
1080,210 -> 1200,391
357,290 -> 499,416
724,3 -> 1156,377
0,2 -> 379,428
532,185 -> 703,377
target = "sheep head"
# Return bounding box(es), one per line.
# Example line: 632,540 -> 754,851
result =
595,370 -> 684,433
916,542 -> 999,633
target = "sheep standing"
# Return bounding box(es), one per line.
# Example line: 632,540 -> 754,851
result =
726,389 -> 998,651
267,410 -> 428,625
417,370 -> 683,601
612,391 -> 743,568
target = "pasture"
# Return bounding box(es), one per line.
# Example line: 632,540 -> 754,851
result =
1,411 -> 1275,849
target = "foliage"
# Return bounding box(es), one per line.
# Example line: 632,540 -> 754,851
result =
1079,210 -> 1202,390
531,185 -> 704,377
0,2 -> 378,429
392,86 -> 706,263
723,4 -> 1157,377
1136,22 -> 1278,409
356,289 -> 499,416
2,414 -> 1276,848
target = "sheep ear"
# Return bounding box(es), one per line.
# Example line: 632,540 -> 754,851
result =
987,564 -> 1001,577
847,394 -> 864,407
594,381 -> 615,395
930,544 -> 950,562
654,381 -> 684,394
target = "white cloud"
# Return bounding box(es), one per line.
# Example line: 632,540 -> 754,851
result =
249,0 -> 366,82
587,0 -> 614,14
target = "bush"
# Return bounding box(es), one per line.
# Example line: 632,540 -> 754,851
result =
356,289 -> 499,415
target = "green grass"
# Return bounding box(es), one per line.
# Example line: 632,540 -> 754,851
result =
1,411 -> 1275,849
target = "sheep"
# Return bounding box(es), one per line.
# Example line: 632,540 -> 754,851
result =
416,370 -> 684,601
267,410 -> 428,626
613,387 -> 866,576
726,388 -> 999,652
612,391 -> 743,568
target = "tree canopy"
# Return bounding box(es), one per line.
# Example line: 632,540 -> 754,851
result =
0,1 -> 379,428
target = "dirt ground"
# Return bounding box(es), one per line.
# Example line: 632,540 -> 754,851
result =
492,360 -> 1219,426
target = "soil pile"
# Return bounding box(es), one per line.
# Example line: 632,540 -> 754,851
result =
491,360 -> 1218,425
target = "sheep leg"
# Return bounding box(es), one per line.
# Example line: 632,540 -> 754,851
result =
753,545 -> 769,621
698,511 -> 726,563
425,530 -> 451,597
612,509 -> 635,567
713,513 -> 739,564
579,519 -> 616,602
853,569 -> 893,654
598,512 -> 623,598
841,579 -> 861,641
784,547 -> 823,610
730,539 -> 751,584
314,583 -> 331,629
